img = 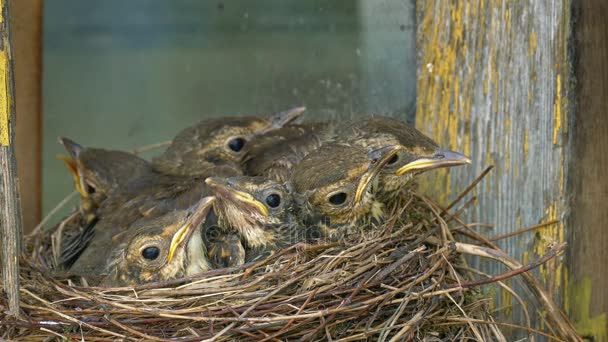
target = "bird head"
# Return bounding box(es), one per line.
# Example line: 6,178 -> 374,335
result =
101,196 -> 215,287
205,176 -> 295,247
57,137 -> 152,215
343,117 -> 471,197
291,143 -> 401,239
153,107 -> 306,176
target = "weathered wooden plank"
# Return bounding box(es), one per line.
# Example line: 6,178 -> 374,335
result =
415,0 -> 572,333
567,1 -> 608,340
0,0 -> 23,317
10,0 -> 42,234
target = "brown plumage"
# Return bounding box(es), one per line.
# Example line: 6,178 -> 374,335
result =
340,116 -> 471,200
205,176 -> 299,262
60,159 -> 240,275
241,122 -> 335,182
152,107 -> 305,176
290,143 -> 402,240
100,197 -> 215,287
58,137 -> 155,222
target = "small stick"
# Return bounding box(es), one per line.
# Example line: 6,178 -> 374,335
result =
490,219 -> 559,241
131,141 -> 171,155
443,165 -> 494,213
28,191 -> 78,239
439,239 -> 581,341
451,242 -> 564,289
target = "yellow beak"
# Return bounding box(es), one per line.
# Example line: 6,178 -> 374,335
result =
205,177 -> 269,217
395,149 -> 471,176
57,154 -> 89,198
354,145 -> 403,204
167,196 -> 216,263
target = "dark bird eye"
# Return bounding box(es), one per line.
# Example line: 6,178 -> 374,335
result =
86,184 -> 96,194
387,154 -> 399,165
328,192 -> 347,205
265,193 -> 281,208
141,246 -> 160,260
228,137 -> 246,152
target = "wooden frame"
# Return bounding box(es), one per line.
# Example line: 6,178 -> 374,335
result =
0,0 -> 22,317
416,0 -> 607,338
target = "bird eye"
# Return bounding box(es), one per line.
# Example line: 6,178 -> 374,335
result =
328,192 -> 347,205
387,154 -> 399,165
227,137 -> 246,152
265,193 -> 281,208
141,246 -> 160,260
86,183 -> 96,194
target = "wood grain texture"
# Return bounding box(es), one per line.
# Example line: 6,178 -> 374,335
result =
567,1 -> 608,340
10,0 -> 42,234
415,0 -> 572,332
0,0 -> 22,317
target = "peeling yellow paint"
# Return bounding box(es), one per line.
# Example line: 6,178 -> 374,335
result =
523,130 -> 529,160
416,2 -> 571,330
516,214 -> 522,228
569,278 -> 607,341
0,49 -> 9,146
522,251 -> 529,265
533,203 -> 565,296
553,74 -> 562,144
528,31 -> 537,56
500,280 -> 513,317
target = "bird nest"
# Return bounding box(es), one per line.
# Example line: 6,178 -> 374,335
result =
2,173 -> 577,341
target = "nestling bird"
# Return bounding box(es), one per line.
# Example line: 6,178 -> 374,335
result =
340,116 -> 471,200
205,176 -> 299,261
290,143 -> 402,239
58,137 -> 155,222
241,122 -> 335,182
152,106 -> 306,176
100,196 -> 216,287
60,160 -> 240,273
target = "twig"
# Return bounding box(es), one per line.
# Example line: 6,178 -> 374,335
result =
490,219 -> 559,241
28,191 -> 78,239
131,141 -> 171,155
443,165 -> 494,213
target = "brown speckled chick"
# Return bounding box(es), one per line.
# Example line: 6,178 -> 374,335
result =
152,107 -> 306,176
100,197 -> 216,287
205,176 -> 299,263
341,116 -> 471,200
58,137 -> 155,222
241,122 -> 335,182
290,143 -> 402,240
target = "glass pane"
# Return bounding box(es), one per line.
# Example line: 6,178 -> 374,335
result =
42,0 -> 416,217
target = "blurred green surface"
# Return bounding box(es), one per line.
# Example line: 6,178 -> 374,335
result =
42,0 -> 416,222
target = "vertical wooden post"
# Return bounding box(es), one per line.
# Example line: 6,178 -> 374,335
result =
567,1 -> 608,340
10,0 -> 43,234
415,0 -> 574,335
0,0 -> 22,317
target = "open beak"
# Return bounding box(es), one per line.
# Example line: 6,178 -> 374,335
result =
57,154 -> 89,198
57,137 -> 89,198
205,177 -> 269,217
395,149 -> 471,176
266,106 -> 306,130
167,196 -> 216,263
354,145 -> 403,204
